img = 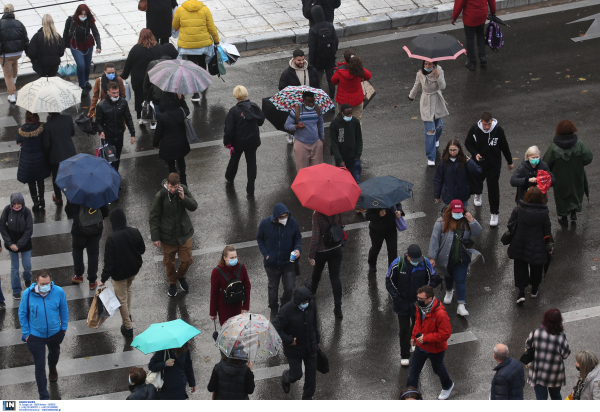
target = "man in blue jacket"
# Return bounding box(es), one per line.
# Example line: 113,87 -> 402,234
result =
18,270 -> 69,400
490,344 -> 524,400
257,203 -> 302,319
386,244 -> 438,367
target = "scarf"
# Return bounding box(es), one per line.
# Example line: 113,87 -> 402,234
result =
420,298 -> 435,317
100,74 -> 109,95
572,377 -> 585,400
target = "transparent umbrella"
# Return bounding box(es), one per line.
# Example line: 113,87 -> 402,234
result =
216,313 -> 282,361
148,59 -> 213,94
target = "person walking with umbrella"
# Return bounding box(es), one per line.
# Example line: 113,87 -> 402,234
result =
452,0 -> 496,71
510,145 -> 554,205
207,351 -> 255,400
284,91 -> 325,170
408,60 -> 449,167
42,113 -> 76,206
148,342 -> 196,399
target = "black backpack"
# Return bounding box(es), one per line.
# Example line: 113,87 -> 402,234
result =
316,26 -> 335,60
322,216 -> 344,248
302,0 -> 321,20
79,206 -> 103,236
217,266 -> 245,305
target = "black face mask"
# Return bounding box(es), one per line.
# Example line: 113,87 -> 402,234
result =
417,300 -> 427,307
576,366 -> 580,371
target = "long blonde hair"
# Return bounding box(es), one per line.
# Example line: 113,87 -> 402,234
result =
42,14 -> 60,45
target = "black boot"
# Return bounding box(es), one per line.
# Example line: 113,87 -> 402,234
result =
29,183 -> 40,211
558,215 -> 568,225
465,61 -> 476,71
570,211 -> 577,221
31,195 -> 40,211
39,187 -> 45,209
334,305 -> 343,319
479,55 -> 487,67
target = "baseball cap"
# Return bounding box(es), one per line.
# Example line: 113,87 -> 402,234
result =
449,199 -> 464,213
407,244 -> 423,263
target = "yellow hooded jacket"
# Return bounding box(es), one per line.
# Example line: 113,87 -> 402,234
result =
173,0 -> 219,49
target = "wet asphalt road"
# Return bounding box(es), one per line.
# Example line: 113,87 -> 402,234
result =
1,1 -> 600,400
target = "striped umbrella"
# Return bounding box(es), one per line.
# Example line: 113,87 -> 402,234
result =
148,59 -> 213,94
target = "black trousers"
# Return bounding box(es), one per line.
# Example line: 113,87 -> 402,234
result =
225,147 -> 257,195
398,314 -> 415,359
283,350 -> 317,400
50,164 -> 62,200
26,331 -> 64,400
167,158 -> 187,186
367,228 -> 397,268
106,137 -> 124,172
513,259 -> 543,290
317,66 -> 336,99
311,246 -> 343,306
464,23 -> 486,63
478,167 -> 501,214
27,180 -> 45,201
187,54 -> 207,71
72,233 -> 102,282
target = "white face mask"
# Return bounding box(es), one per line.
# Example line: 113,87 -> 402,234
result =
110,96 -> 119,102
279,218 -> 288,226
450,157 -> 457,162
79,15 -> 87,21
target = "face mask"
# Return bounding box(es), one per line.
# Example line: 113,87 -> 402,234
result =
417,300 -> 428,307
12,205 -> 22,211
298,302 -> 309,310
576,366 -> 580,371
529,158 -> 540,166
452,212 -> 464,220
39,284 -> 51,293
450,157 -> 457,162
79,15 -> 87,21
343,115 -> 352,122
128,376 -> 133,385
228,258 -> 238,266
279,218 -> 288,226
106,73 -> 115,80
424,66 -> 433,72
110,96 -> 119,102
304,105 -> 314,111
410,260 -> 419,267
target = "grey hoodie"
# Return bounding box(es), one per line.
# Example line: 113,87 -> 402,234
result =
428,217 -> 483,275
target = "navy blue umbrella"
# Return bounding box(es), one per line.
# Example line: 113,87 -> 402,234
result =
356,176 -> 414,209
56,154 -> 121,209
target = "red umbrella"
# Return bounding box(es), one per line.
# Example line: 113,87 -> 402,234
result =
291,164 -> 361,216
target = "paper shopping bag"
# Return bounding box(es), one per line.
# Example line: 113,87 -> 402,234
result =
87,289 -> 107,329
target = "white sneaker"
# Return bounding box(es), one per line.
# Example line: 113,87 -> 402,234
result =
436,140 -> 440,148
457,303 -> 469,317
410,345 -> 415,353
150,122 -> 157,130
7,94 -> 16,103
438,382 -> 455,400
400,358 -> 410,366
474,194 -> 482,207
443,290 -> 453,304
286,134 -> 294,144
427,159 -> 435,166
13,76 -> 17,84
490,214 -> 499,227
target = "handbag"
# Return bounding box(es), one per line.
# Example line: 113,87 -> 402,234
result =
141,101 -> 156,121
180,107 -> 200,144
146,351 -> 169,390
58,53 -> 77,77
138,0 -> 148,11
520,346 -> 535,365
316,347 -> 329,374
95,138 -> 119,164
393,205 -> 407,232
500,217 -> 517,246
75,111 -> 95,134
362,80 -> 376,109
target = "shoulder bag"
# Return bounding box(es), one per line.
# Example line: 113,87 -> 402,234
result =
146,351 -> 169,390
520,330 -> 536,365
180,107 -> 200,144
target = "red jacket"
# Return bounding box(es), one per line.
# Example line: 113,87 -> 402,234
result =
411,298 -> 452,353
331,62 -> 372,107
210,263 -> 251,325
452,0 -> 496,27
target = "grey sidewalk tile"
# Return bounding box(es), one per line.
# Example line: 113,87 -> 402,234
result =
342,14 -> 392,36
246,29 -> 295,50
114,1 -> 143,13
361,0 -> 394,10
92,4 -> 121,16
204,0 -> 229,11
435,3 -> 454,20
101,14 -> 128,26
371,7 -> 394,14
212,10 -> 235,22
252,2 -> 284,15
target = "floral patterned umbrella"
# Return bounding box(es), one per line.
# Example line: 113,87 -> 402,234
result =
269,85 -> 335,113
216,313 -> 282,361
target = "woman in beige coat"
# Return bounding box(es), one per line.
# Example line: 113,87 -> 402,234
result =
408,61 -> 449,167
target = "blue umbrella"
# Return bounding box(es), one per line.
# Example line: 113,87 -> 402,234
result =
356,176 -> 414,209
56,154 -> 121,209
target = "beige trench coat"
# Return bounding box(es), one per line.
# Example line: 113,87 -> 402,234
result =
408,66 -> 449,122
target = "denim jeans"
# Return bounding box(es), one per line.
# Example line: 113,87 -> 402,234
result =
265,264 -> 296,310
445,260 -> 469,303
10,250 -> 32,295
407,347 -> 453,390
70,46 -> 93,88
533,384 -> 562,400
337,158 -> 361,184
26,331 -> 65,400
424,118 -> 443,161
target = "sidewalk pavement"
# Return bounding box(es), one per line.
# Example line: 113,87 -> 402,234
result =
1,0 -> 550,80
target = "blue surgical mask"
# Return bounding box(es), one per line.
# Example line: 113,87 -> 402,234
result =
424,66 -> 433,72
298,302 -> 309,310
410,260 -> 420,267
39,284 -> 51,293
106,73 -> 115,80
304,105 -> 314,111
228,258 -> 238,266
529,158 -> 540,166
79,15 -> 87,22
343,115 -> 352,122
128,376 -> 133,385
452,212 -> 464,220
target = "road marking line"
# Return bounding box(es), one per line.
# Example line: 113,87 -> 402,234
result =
562,305 -> 600,323
31,219 -> 73,238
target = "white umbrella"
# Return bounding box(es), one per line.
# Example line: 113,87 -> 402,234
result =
16,77 -> 81,113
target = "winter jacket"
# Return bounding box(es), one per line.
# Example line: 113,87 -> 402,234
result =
88,75 -> 126,117
309,211 -> 343,259
525,327 -> 570,388
0,193 -> 33,252
510,159 -> 554,204
154,106 -> 191,161
452,0 -> 496,27
66,204 -> 110,238
42,114 -> 76,165
101,209 -> 146,283
207,360 -> 255,400
542,134 -> 593,216
284,105 -> 325,145
63,16 -> 100,49
429,217 -> 482,271
18,282 -> 69,340
307,6 -> 338,70
330,113 -> 362,164
223,100 -> 266,151
142,44 -> 179,101
331,62 -> 372,107
506,201 -> 552,266
173,0 -> 219,49
0,13 -> 29,55
256,203 -> 302,268
149,349 -> 196,400
411,297 -> 451,353
95,96 -> 136,140
149,179 -> 197,245
146,0 -> 178,41
273,287 -> 320,359
307,0 -> 340,23
409,66 -> 448,122
126,383 -> 159,400
121,43 -> 163,101
580,364 -> 600,400
16,123 -> 51,184
278,60 -> 320,90
366,204 -> 402,233
433,158 -> 482,204
464,119 -> 513,170
386,254 -> 438,317
209,263 -> 251,326
490,358 -> 525,400
27,29 -> 65,76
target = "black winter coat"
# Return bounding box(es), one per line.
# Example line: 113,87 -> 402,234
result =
42,114 -> 76,165
464,122 -> 513,170
149,349 -> 196,400
510,160 -> 555,204
308,0 -> 341,23
101,209 -> 146,283
273,287 -> 320,359
0,193 -> 33,252
433,159 -> 481,204
95,96 -> 136,140
27,29 -> 65,76
507,201 -> 552,265
223,100 -> 265,151
490,358 -> 525,400
366,204 -> 402,233
385,254 -> 437,317
207,360 -> 255,400
278,64 -> 320,90
121,44 -> 163,110
0,14 -> 28,55
66,204 -> 110,238
154,106 -> 191,161
308,6 -> 338,70
126,383 -> 159,400
62,16 -> 101,49
16,123 -> 51,184
146,0 -> 178,40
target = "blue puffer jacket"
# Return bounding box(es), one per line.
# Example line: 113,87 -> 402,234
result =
18,282 -> 69,341
433,158 -> 481,204
490,357 -> 525,400
256,203 -> 303,268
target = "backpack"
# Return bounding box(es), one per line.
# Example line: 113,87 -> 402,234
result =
316,26 -> 335,61
322,216 -> 344,248
79,206 -> 103,236
217,266 -> 245,306
485,21 -> 504,52
302,0 -> 321,20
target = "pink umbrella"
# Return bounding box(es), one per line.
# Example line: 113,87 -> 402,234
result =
148,59 -> 212,94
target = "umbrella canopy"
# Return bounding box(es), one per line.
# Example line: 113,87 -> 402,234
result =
356,176 -> 414,209
291,163 -> 361,216
132,319 -> 201,355
148,59 -> 213,94
216,313 -> 282,361
16,76 -> 81,113
403,33 -> 466,62
262,97 -> 289,132
270,85 -> 335,113
55,154 -> 121,209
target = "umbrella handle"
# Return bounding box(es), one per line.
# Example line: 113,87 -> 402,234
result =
213,319 -> 217,332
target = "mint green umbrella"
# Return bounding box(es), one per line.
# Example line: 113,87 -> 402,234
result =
131,319 -> 201,354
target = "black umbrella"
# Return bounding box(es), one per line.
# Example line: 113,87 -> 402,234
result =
403,33 -> 466,62
356,176 -> 414,209
262,97 -> 289,132
488,14 -> 510,27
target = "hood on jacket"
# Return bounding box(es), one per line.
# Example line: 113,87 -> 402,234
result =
477,118 -> 498,134
292,286 -> 312,306
553,134 -> 578,150
19,122 -> 44,138
110,208 -> 127,230
10,192 -> 25,207
161,43 -> 179,59
289,58 -> 307,71
236,100 -> 264,121
182,0 -> 203,12
271,202 -> 290,221
518,199 -> 549,212
311,5 -> 325,23
335,62 -> 355,80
